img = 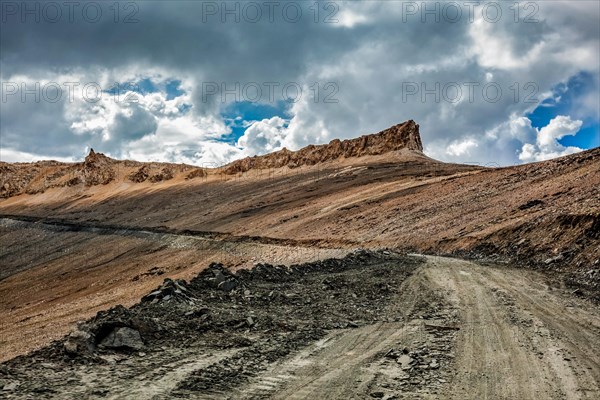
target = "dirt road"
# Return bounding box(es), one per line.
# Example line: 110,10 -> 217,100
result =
425,256 -> 600,399
232,256 -> 600,399
2,255 -> 599,399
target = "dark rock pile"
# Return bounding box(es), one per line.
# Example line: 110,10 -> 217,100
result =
1,250 -> 424,397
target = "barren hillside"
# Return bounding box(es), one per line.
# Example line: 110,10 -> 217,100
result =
1,120 -> 599,371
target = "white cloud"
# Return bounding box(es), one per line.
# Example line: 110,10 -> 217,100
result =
468,17 -> 545,70
446,138 -> 478,157
518,115 -> 584,162
237,116 -> 289,156
335,9 -> 369,28
485,115 -> 535,143
0,148 -> 76,163
192,141 -> 243,167
537,115 -> 582,148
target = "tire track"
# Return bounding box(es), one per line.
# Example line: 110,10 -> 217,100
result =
425,256 -> 600,400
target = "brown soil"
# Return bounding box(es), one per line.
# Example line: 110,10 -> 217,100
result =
0,121 -> 599,398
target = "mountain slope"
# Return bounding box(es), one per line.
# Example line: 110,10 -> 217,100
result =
223,120 -> 424,173
0,120 -> 424,198
0,121 -> 599,361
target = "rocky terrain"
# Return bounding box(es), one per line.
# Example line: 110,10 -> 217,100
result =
0,149 -> 205,198
2,252 -> 599,399
0,251 -> 432,399
0,121 -> 424,198
223,120 -> 424,174
1,120 -> 599,398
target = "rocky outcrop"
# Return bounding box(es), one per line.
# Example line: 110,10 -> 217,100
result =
82,149 -> 116,186
0,150 -> 204,198
148,167 -> 174,183
223,120 -> 423,174
129,166 -> 175,183
129,166 -> 150,183
0,121 -> 422,196
0,160 -> 66,197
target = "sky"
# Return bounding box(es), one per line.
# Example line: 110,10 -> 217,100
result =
0,0 -> 599,167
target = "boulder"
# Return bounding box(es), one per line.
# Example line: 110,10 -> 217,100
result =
99,327 -> 144,351
218,279 -> 239,292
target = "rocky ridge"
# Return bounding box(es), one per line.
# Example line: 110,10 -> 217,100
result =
0,150 -> 205,198
0,121 -> 423,197
223,120 -> 424,174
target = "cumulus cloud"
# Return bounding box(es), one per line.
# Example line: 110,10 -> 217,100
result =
237,117 -> 289,156
335,9 -> 369,28
0,1 -> 598,166
446,138 -> 479,157
468,14 -> 546,70
518,115 -> 584,162
0,148 -> 77,163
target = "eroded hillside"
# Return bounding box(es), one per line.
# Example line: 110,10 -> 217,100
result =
1,121 -> 599,363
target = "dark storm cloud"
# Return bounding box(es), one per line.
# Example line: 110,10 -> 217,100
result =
1,2 -> 358,79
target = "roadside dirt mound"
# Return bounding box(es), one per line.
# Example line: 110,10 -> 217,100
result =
0,251 -> 428,398
222,120 -> 424,174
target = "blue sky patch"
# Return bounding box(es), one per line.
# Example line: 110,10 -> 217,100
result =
166,80 -> 186,100
527,72 -> 599,150
219,101 -> 291,144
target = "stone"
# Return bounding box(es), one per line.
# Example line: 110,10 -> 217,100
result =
174,280 -> 188,292
63,340 -> 79,354
384,349 -> 399,359
3,382 -> 19,391
212,271 -> 227,285
218,279 -> 239,292
99,327 -> 144,351
62,329 -> 94,354
544,254 -> 564,265
397,354 -> 413,368
370,392 -> 385,398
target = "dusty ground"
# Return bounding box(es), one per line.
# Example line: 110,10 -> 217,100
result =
0,124 -> 598,398
1,147 -> 598,362
0,217 -> 348,362
1,253 -> 598,399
